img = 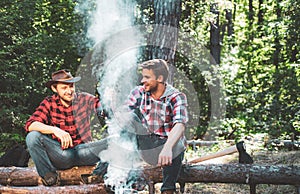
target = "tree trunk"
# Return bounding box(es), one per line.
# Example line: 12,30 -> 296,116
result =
209,3 -> 220,65
257,0 -> 264,33
1,164 -> 299,187
248,0 -> 254,27
149,0 -> 182,84
271,0 -> 283,124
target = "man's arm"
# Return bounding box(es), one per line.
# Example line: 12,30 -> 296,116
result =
28,121 -> 73,149
157,123 -> 185,167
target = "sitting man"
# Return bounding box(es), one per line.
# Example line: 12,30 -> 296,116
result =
126,59 -> 189,194
24,69 -> 108,186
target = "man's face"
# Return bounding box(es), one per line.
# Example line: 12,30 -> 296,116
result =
141,68 -> 159,92
53,82 -> 75,103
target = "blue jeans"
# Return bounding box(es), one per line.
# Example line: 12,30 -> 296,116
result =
26,131 -> 108,178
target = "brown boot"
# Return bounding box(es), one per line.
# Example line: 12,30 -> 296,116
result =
161,190 -> 175,194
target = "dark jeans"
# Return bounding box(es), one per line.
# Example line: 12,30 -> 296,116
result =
162,152 -> 184,192
136,133 -> 185,192
26,131 -> 108,178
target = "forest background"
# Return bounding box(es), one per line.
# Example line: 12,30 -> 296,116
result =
0,0 -> 299,154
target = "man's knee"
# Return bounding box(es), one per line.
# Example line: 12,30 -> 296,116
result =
26,131 -> 42,148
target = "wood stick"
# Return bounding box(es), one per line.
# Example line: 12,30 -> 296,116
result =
188,145 -> 238,164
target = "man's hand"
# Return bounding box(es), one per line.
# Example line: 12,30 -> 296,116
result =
156,123 -> 186,167
157,146 -> 173,167
28,121 -> 73,149
52,127 -> 73,149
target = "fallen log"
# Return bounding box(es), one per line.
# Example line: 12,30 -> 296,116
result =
267,140 -> 300,149
0,184 -> 108,194
0,166 -> 95,186
0,167 -> 39,186
178,164 -> 300,185
59,166 -> 95,185
0,164 -> 299,187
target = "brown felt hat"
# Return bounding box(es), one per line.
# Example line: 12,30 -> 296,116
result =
45,69 -> 81,88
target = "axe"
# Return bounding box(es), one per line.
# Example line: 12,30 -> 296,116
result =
188,141 -> 253,164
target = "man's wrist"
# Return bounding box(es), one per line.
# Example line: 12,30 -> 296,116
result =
51,126 -> 60,134
163,142 -> 173,150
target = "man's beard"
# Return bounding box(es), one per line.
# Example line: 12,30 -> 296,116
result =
148,83 -> 159,93
60,95 -> 73,105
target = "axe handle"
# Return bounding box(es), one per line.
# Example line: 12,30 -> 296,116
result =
188,145 -> 238,164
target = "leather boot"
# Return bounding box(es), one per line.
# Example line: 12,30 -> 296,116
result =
161,190 -> 175,194
41,171 -> 60,186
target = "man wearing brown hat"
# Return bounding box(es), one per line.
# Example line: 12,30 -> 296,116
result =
24,69 -> 108,186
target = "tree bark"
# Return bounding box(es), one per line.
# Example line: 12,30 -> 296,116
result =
177,164 -> 300,185
0,184 -> 108,194
257,0 -> 264,33
0,166 -> 95,186
210,3 -> 220,65
148,0 -> 182,84
1,164 -> 299,187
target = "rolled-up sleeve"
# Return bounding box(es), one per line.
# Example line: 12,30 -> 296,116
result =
172,93 -> 188,125
24,99 -> 51,132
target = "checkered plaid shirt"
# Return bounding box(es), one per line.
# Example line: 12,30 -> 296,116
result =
24,92 -> 102,146
127,84 -> 188,137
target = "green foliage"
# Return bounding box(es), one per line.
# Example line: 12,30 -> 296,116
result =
219,0 -> 300,140
0,0 -> 84,139
0,0 -> 299,154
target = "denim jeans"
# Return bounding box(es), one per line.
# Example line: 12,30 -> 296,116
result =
26,131 -> 108,178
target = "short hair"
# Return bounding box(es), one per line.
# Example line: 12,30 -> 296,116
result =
139,59 -> 169,82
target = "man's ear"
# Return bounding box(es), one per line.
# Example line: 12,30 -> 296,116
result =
51,85 -> 57,93
157,75 -> 164,83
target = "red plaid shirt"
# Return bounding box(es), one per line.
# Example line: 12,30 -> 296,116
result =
127,84 -> 188,137
24,92 -> 102,146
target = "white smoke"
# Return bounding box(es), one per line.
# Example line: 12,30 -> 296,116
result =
76,0 -> 143,191
75,0 -> 225,191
